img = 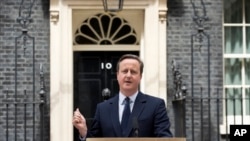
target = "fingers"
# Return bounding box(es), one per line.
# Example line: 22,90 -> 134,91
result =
73,110 -> 81,123
75,109 -> 83,117
73,108 -> 86,125
74,109 -> 81,117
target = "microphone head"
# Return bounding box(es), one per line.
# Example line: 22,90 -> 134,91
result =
132,117 -> 139,137
102,88 -> 111,100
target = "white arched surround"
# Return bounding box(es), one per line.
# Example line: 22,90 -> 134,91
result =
49,0 -> 168,141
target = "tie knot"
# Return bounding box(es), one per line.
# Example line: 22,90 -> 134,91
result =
125,97 -> 130,102
124,97 -> 131,105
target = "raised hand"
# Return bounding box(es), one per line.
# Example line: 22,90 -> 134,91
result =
72,108 -> 88,137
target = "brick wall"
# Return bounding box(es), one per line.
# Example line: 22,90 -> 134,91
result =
0,0 -> 50,140
166,0 -> 223,139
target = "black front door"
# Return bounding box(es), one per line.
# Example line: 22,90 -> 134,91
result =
73,51 -> 139,140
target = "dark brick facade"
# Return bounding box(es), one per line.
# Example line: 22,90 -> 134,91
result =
167,0 -> 223,140
167,0 -> 223,94
0,0 -> 224,140
0,0 -> 50,140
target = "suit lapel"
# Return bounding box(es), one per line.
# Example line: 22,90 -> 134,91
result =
110,95 -> 122,137
125,92 -> 146,137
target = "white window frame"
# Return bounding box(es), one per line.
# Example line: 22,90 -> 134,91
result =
220,0 -> 250,134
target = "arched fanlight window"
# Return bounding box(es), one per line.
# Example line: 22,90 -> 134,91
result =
74,13 -> 139,45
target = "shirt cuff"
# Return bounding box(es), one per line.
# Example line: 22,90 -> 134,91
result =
79,135 -> 86,141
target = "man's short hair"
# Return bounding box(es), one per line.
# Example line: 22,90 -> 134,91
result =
116,54 -> 144,74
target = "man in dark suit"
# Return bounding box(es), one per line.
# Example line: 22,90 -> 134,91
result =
73,54 -> 173,139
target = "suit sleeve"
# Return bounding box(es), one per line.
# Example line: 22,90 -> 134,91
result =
154,99 -> 173,137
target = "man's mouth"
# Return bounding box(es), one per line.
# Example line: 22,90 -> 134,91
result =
125,81 -> 132,84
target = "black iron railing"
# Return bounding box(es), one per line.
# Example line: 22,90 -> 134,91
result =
0,0 -> 46,141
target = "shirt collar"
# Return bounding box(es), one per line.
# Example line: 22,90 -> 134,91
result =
119,91 -> 138,105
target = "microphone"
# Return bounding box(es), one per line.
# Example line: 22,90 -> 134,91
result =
132,117 -> 139,137
102,88 -> 111,101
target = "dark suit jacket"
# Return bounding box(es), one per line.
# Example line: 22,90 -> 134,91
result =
87,92 -> 173,137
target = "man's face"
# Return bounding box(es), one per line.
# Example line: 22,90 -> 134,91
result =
117,58 -> 142,96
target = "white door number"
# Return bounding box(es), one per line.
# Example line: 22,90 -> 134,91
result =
101,62 -> 112,69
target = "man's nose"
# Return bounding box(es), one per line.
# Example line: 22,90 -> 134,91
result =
126,71 -> 131,76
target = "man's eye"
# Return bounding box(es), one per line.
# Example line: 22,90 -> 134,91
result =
122,70 -> 128,73
131,71 -> 137,74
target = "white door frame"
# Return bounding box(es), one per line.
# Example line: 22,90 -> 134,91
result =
49,0 -> 168,141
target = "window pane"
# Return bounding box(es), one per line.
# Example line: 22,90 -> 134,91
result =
224,27 -> 242,54
226,88 -> 242,115
246,0 -> 250,23
225,58 -> 242,85
246,58 -> 250,85
247,27 -> 250,53
224,0 -> 242,23
246,89 -> 250,115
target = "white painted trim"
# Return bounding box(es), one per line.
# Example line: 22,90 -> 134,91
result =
143,0 -> 159,97
73,45 -> 140,51
50,1 -> 73,141
158,0 -> 167,102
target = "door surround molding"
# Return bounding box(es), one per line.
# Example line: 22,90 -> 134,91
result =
49,0 -> 168,141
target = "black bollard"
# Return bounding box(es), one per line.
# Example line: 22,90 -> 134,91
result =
172,98 -> 186,137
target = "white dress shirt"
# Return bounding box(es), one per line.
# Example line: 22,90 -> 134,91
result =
118,91 -> 138,123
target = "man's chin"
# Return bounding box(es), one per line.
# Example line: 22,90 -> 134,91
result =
122,87 -> 137,92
